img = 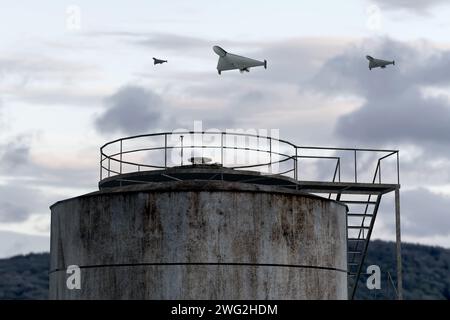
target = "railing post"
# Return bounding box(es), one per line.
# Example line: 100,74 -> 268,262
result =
119,140 -> 123,174
99,150 -> 102,181
332,159 -> 339,182
354,149 -> 357,183
395,187 -> 403,300
269,137 -> 272,173
379,161 -> 382,184
397,151 -> 400,185
294,148 -> 298,180
338,158 -> 341,182
180,135 -> 184,166
164,134 -> 167,169
221,133 -> 224,166
108,158 -> 111,178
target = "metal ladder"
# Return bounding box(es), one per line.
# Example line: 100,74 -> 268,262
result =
341,193 -> 382,299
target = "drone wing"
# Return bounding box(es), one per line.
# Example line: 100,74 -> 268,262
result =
227,53 -> 265,69
217,56 -> 237,71
378,59 -> 393,66
153,58 -> 168,65
214,46 -> 267,73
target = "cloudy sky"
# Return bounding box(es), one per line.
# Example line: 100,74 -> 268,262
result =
1,0 -> 450,258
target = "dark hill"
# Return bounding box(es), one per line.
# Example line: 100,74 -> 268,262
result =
0,240 -> 448,299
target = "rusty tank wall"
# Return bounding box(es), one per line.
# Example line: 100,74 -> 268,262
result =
49,180 -> 348,299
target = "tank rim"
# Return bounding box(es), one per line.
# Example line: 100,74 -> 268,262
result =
50,179 -> 349,211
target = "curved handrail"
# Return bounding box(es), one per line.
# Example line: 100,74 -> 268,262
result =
99,131 -> 399,185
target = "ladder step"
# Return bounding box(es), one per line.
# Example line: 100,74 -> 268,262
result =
347,226 -> 370,229
348,213 -> 374,217
348,251 -> 362,254
348,238 -> 366,241
348,263 -> 359,266
344,200 -> 377,205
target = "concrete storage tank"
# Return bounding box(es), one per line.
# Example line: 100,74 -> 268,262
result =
50,131 -> 401,300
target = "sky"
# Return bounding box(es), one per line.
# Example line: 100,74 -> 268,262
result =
1,0 -> 450,257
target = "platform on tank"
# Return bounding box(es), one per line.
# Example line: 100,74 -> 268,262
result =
98,165 -> 397,195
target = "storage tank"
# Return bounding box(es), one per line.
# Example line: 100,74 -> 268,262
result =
49,133 -> 348,299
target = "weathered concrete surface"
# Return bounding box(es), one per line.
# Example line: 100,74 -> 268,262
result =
50,180 -> 347,299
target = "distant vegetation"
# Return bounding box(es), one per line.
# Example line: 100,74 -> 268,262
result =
355,240 -> 450,300
0,240 -> 448,299
0,253 -> 49,299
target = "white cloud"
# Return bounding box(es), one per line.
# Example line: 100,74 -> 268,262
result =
0,231 -> 49,259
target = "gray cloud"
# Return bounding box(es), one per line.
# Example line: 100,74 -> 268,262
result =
0,55 -> 97,84
399,155 -> 450,187
337,90 -> 450,146
226,89 -> 283,128
0,55 -> 102,106
0,184 -> 47,223
130,37 -> 350,145
0,99 -> 3,131
0,168 -> 93,225
252,38 -> 351,85
379,188 -> 450,238
0,135 -> 59,223
95,85 -> 165,135
0,134 -> 96,221
93,83 -> 240,135
16,89 -> 102,107
0,135 -> 31,172
306,38 -> 450,245
370,0 -> 448,14
88,31 -> 256,53
30,165 -> 97,190
133,35 -> 348,85
134,33 -> 211,51
308,38 -> 450,151
239,90 -> 264,102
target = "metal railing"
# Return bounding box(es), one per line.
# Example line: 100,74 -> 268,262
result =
100,131 -> 399,185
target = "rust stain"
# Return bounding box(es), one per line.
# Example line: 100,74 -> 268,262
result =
51,182 -> 347,299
